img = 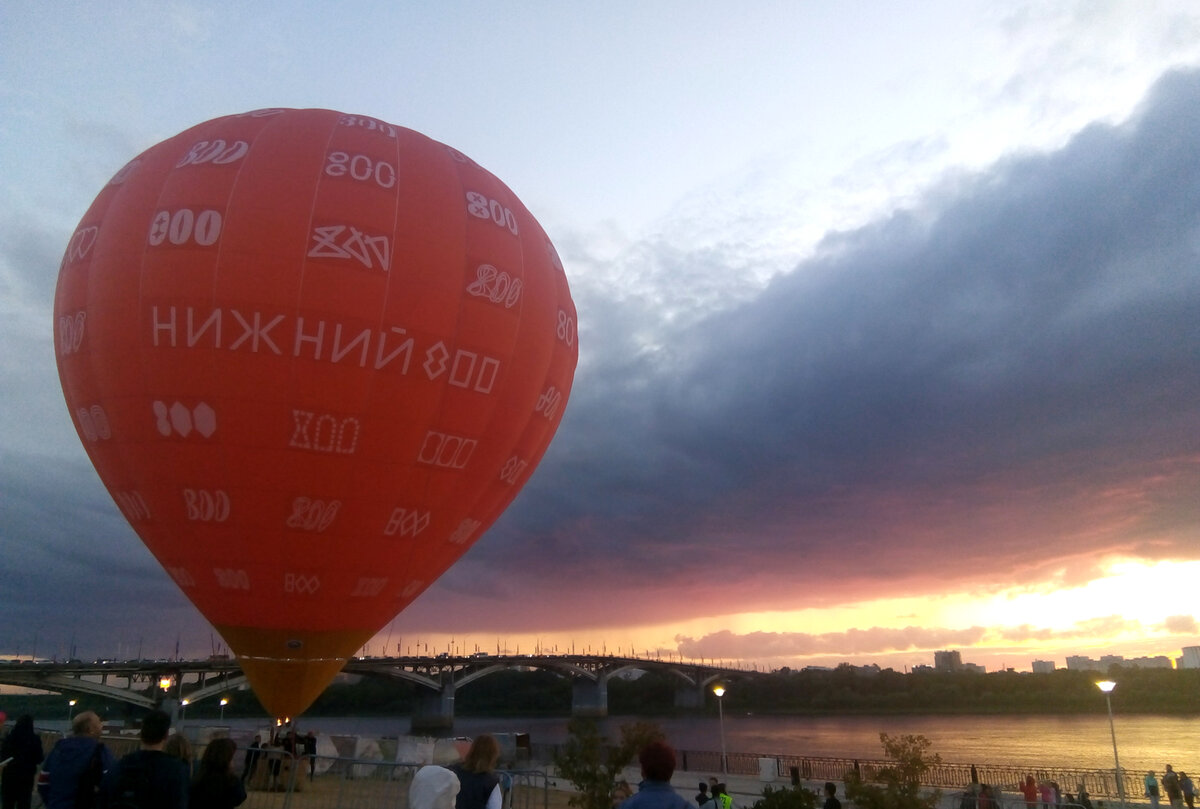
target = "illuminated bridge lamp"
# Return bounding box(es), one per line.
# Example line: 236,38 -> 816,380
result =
1095,681 -> 1127,808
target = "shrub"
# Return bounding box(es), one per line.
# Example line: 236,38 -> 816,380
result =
554,718 -> 665,809
752,784 -> 819,809
844,732 -> 942,809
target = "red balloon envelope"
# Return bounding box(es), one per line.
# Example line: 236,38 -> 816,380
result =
53,109 -> 578,717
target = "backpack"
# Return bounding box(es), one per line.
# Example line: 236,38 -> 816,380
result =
75,743 -> 107,809
107,759 -> 151,809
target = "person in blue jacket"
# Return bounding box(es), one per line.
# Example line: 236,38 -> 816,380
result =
619,742 -> 692,809
38,712 -> 114,809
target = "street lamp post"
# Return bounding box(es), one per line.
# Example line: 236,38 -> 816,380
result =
67,699 -> 77,723
220,698 -> 228,722
712,685 -> 727,774
180,698 -> 189,725
1096,681 -> 1127,808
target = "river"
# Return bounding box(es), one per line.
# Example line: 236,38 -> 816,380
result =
206,713 -> 1197,773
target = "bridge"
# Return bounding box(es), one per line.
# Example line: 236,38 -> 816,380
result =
0,654 -> 755,731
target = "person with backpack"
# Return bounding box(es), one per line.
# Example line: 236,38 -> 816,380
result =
37,711 -> 113,809
99,710 -> 188,809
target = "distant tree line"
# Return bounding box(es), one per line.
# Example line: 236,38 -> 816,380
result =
5,663 -> 1196,722
727,664 -> 1200,715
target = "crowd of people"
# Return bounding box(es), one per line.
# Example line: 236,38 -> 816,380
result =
1144,765 -> 1196,809
0,709 -> 249,809
1001,766 -> 1197,809
236,726 -> 319,789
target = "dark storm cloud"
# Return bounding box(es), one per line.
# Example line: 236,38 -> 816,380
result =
0,452 -> 210,659
426,70 -> 1200,630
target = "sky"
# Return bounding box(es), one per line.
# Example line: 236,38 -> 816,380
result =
2,1 -> 1199,676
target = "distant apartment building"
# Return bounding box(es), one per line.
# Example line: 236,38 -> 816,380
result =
1065,655 -> 1101,671
1032,659 -> 1056,673
1065,654 -> 1173,671
1178,646 -> 1200,669
1127,656 -> 1172,669
934,650 -> 963,672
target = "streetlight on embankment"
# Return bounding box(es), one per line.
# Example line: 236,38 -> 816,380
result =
712,684 -> 727,774
1096,680 -> 1127,808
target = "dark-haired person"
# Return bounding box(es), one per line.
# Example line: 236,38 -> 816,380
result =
448,735 -> 501,809
1181,772 -> 1195,809
189,738 -> 245,809
619,741 -> 691,809
1,715 -> 44,809
100,710 -> 188,809
38,711 -> 113,809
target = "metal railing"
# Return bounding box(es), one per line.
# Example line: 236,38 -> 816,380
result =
531,742 -> 1141,801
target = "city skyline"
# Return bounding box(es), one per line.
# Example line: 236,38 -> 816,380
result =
2,3 -> 1198,679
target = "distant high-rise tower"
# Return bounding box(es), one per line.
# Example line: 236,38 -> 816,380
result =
1032,659 -> 1056,673
934,650 -> 963,672
1179,646 -> 1200,669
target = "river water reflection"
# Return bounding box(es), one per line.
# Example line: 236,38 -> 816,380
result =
218,713 -> 1197,772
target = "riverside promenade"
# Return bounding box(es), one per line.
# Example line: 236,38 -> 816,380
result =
537,743 -> 1144,808
46,729 -> 1149,809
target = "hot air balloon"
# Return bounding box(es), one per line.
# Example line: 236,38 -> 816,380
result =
53,108 -> 578,718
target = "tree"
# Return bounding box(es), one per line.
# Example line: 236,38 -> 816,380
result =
554,718 -> 664,809
844,733 -> 942,809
